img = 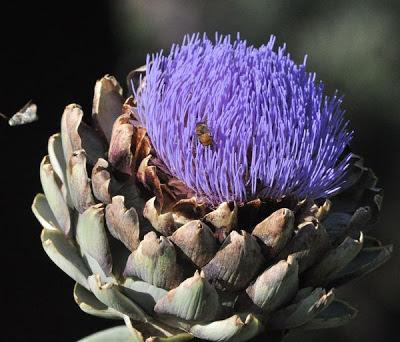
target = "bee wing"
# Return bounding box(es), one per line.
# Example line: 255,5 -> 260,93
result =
8,101 -> 38,126
19,100 -> 34,112
0,113 -> 9,120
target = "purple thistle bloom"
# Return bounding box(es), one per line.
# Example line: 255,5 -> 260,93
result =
135,33 -> 353,205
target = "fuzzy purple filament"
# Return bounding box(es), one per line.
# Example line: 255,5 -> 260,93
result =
134,33 -> 353,205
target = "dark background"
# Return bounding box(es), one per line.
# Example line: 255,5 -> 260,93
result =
1,1 -> 399,341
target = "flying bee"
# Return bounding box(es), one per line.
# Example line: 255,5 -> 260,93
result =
1,100 -> 38,126
195,122 -> 213,146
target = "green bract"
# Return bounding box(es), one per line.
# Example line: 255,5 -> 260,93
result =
32,74 -> 392,341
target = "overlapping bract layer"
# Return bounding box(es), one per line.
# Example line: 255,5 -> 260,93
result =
31,71 -> 391,341
135,34 -> 353,204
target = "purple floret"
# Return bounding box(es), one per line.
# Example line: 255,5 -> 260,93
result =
134,33 -> 353,205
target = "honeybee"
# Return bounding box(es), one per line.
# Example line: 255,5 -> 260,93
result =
1,100 -> 38,126
195,122 -> 213,146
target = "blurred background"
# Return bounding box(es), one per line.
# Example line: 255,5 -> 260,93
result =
1,0 -> 399,341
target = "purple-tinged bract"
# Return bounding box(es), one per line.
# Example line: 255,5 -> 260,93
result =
135,33 -> 353,205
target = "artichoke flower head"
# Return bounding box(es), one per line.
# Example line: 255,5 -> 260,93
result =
32,33 -> 392,342
135,34 -> 352,207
